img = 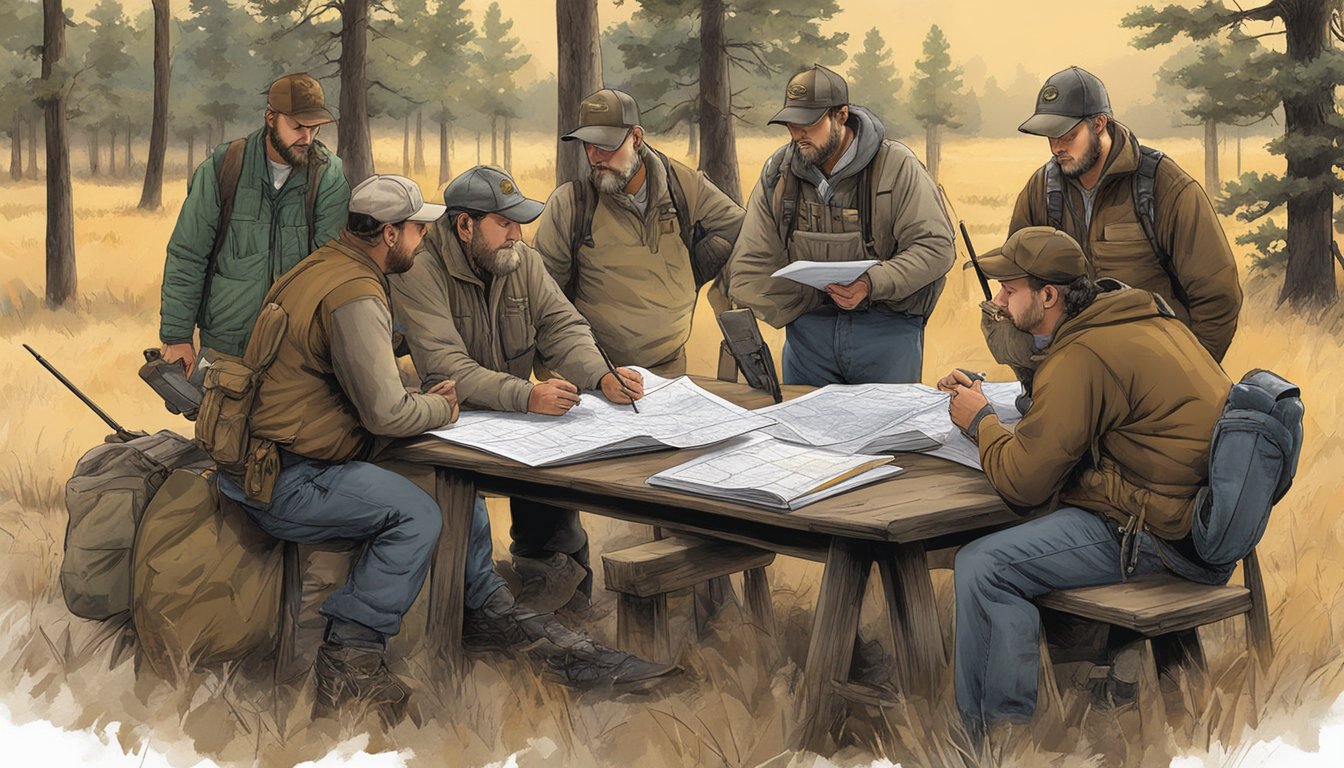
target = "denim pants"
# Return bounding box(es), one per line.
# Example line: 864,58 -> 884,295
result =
782,305 -> 924,386
218,458 -> 508,635
508,498 -> 592,598
952,506 -> 1231,737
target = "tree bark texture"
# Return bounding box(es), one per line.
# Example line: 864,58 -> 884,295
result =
925,123 -> 941,184
108,126 -> 117,176
504,114 -> 512,172
124,125 -> 133,174
139,0 -> 170,209
555,0 -> 602,186
10,112 -> 21,181
337,0 -> 374,185
187,135 -> 195,177
698,0 -> 742,204
43,0 -> 77,307
87,131 -> 100,176
415,108 -> 425,174
438,118 -> 450,186
1203,119 -> 1220,193
402,113 -> 410,175
490,112 -> 498,165
26,118 -> 37,178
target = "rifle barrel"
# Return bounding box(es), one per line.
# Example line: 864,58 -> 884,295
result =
959,220 -> 993,301
23,344 -> 130,436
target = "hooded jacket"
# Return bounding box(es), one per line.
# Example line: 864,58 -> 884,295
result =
976,284 -> 1231,540
727,106 -> 955,328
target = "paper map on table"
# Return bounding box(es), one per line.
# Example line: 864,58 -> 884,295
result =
647,433 -> 903,510
426,371 -> 775,467
923,381 -> 1025,470
755,383 -> 949,453
770,259 -> 879,290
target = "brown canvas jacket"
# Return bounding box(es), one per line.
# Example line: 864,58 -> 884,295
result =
1009,121 -> 1241,361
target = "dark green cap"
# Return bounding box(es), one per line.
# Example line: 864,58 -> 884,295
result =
561,89 -> 641,151
1018,66 -> 1111,138
769,64 -> 848,126
978,227 -> 1088,283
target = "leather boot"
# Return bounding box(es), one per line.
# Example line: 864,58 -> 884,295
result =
312,642 -> 413,728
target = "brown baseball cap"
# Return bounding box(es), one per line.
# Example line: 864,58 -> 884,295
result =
1018,66 -> 1111,138
978,227 -> 1089,283
769,64 -> 849,126
562,89 -> 641,151
267,73 -> 335,125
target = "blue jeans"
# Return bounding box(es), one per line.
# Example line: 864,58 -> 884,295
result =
953,506 -> 1230,737
218,459 -> 507,636
782,305 -> 924,386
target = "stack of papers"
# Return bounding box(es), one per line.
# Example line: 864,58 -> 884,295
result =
770,260 -> 879,289
756,383 -> 950,453
922,382 -> 1025,470
647,434 -> 902,511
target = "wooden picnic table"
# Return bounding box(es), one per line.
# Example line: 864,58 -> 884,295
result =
381,376 -> 1016,751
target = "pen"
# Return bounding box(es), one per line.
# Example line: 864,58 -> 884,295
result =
594,342 -> 640,414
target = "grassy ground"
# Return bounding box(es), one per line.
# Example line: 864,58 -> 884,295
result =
0,130 -> 1341,767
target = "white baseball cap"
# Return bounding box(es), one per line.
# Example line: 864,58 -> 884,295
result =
349,174 -> 446,224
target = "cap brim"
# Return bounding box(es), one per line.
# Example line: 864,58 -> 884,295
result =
1017,113 -> 1082,138
496,197 -> 545,225
768,105 -> 829,127
561,126 -> 630,151
285,107 -> 337,125
406,202 -> 447,223
975,249 -> 1028,281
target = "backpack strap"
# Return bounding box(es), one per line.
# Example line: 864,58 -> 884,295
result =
657,149 -> 697,255
769,144 -> 802,249
1130,135 -> 1190,309
564,180 -> 596,300
1043,159 -> 1065,230
196,138 -> 247,328
303,141 -> 330,253
858,145 -> 889,258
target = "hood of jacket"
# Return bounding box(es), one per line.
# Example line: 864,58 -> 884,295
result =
787,105 -> 886,193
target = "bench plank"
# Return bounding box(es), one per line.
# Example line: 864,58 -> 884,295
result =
603,536 -> 775,598
1036,575 -> 1251,636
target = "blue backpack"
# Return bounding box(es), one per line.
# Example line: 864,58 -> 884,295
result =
1191,369 -> 1304,566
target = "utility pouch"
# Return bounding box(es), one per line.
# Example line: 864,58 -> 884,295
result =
243,438 -> 281,505
195,303 -> 289,469
717,308 -> 782,404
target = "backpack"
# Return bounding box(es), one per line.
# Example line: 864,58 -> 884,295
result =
195,137 -> 331,327
1191,369 -> 1304,566
61,430 -> 213,620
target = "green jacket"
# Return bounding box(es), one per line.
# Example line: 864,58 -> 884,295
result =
159,126 -> 350,356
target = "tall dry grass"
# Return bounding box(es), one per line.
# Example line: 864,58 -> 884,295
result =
0,129 -> 1340,767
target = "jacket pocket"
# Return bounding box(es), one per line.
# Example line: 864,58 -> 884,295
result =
499,297 -> 536,361
787,230 -> 868,264
1089,239 -> 1167,294
196,356 -> 258,468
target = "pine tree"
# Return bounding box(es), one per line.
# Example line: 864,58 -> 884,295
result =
419,0 -> 474,185
470,2 -> 529,172
910,25 -> 965,183
847,28 -> 903,137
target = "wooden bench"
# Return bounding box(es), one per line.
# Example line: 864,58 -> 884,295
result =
602,535 -> 776,663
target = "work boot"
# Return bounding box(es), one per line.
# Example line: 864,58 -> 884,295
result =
311,642 -> 413,728
463,586 -> 529,653
513,552 -> 587,613
515,611 -> 680,692
1089,644 -> 1142,711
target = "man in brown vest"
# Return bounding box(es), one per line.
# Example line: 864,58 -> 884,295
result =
218,174 -> 454,725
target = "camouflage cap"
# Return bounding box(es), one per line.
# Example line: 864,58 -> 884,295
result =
267,73 -> 335,125
442,166 -> 544,224
769,64 -> 849,126
562,89 -> 641,151
978,227 -> 1088,283
1018,66 -> 1111,138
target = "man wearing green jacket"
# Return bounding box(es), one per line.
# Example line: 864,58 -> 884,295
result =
158,73 -> 351,368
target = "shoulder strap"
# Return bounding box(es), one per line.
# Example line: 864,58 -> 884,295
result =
1043,160 -> 1064,230
196,138 -> 247,327
772,144 -> 802,248
1130,136 -> 1189,309
303,140 -> 331,253
857,144 -> 888,258
658,150 -> 697,254
565,180 -> 596,300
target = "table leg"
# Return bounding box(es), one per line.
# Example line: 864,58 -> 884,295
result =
426,469 -> 475,672
791,539 -> 871,752
878,542 -> 944,698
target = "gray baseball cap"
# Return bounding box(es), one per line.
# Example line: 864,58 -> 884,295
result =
442,166 -> 544,224
1018,66 -> 1112,138
769,64 -> 849,126
561,89 -> 641,151
349,174 -> 445,224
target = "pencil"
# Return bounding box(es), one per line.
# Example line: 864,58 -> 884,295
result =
594,342 -> 640,414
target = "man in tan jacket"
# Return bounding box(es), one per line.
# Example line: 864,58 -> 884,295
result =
728,64 -> 955,386
390,166 -> 645,614
939,227 -> 1233,741
533,88 -> 745,375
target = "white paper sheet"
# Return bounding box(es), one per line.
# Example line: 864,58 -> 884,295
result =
771,259 -> 880,290
756,383 -> 950,453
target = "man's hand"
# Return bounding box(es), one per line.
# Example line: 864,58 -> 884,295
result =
528,378 -> 582,416
600,367 -> 645,404
949,380 -> 991,434
425,379 -> 460,423
161,342 -> 197,376
826,274 -> 871,310
937,368 -> 979,393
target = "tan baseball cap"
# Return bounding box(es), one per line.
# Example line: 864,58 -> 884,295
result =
349,175 -> 445,224
562,89 -> 641,151
978,227 -> 1089,283
769,64 -> 849,126
267,73 -> 336,125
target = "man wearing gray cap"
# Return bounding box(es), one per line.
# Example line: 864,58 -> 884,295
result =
159,73 -> 350,370
1006,65 -> 1240,369
209,175 -> 452,726
728,64 -> 955,387
533,88 -> 744,376
390,166 -> 648,621
936,226 -> 1232,742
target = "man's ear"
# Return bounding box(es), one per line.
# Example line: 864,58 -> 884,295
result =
454,212 -> 473,242
631,125 -> 645,150
1042,284 -> 1062,308
1093,114 -> 1109,135
836,105 -> 850,124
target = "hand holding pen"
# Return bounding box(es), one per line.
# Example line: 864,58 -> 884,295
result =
594,344 -> 644,413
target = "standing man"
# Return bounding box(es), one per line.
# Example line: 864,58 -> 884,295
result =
390,166 -> 648,617
1008,66 -> 1241,363
728,64 -> 955,386
533,88 -> 745,376
159,72 -> 350,369
940,227 -> 1232,742
213,175 -> 451,726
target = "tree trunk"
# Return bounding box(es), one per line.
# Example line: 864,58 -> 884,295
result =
490,112 -> 498,165
124,125 -> 133,175
26,118 -> 38,178
337,0 -> 374,185
555,0 -> 602,185
698,0 -> 742,204
108,126 -> 117,176
215,117 -> 224,147
475,131 -> 481,164
438,117 -> 451,186
415,108 -> 426,174
1279,3 -> 1337,307
687,119 -> 697,160
43,0 -> 77,307
9,112 -> 20,181
1236,126 -> 1242,178
139,0 -> 170,209
88,131 -> 100,176
925,122 -> 941,183
187,134 -> 195,177
402,113 -> 410,175
1203,119 -> 1220,193
504,114 -> 512,172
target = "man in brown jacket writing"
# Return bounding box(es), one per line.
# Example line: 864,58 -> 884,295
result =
940,227 -> 1234,741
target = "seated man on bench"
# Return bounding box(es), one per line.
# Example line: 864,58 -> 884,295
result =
939,227 -> 1235,742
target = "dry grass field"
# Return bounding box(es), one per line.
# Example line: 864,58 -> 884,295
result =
0,129 -> 1341,767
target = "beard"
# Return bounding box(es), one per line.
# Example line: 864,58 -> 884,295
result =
1007,293 -> 1047,333
268,125 -> 310,168
385,236 -> 418,275
590,150 -> 642,195
467,237 -> 523,277
798,116 -> 844,166
1059,128 -> 1102,179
